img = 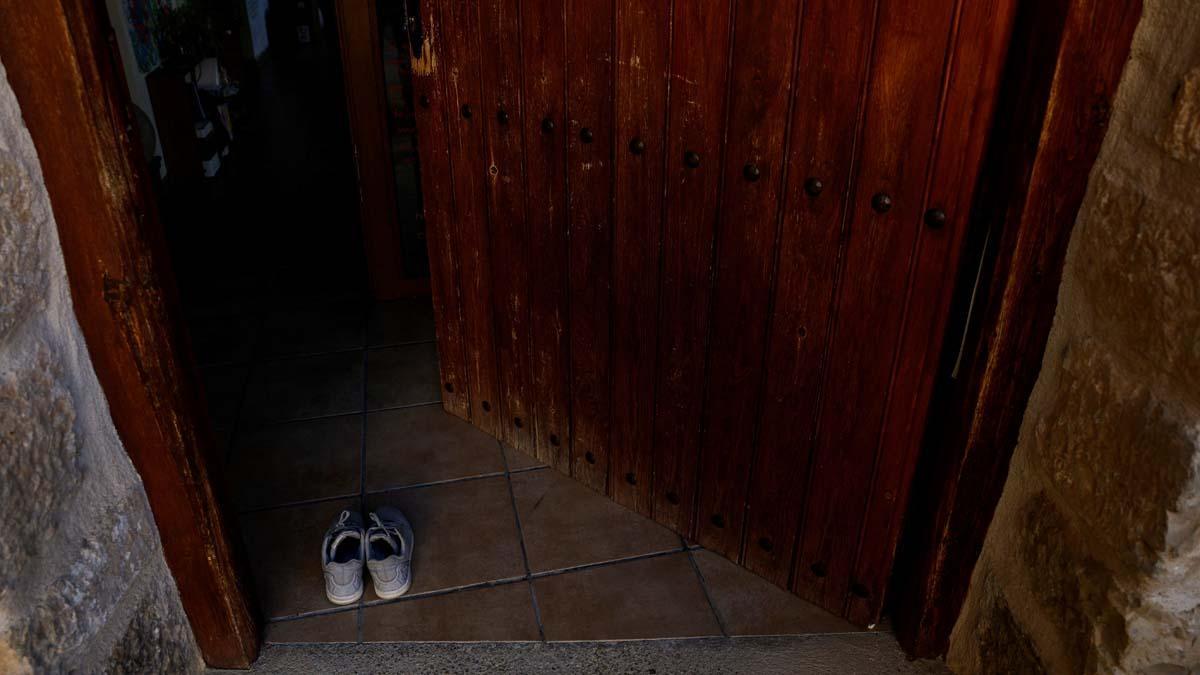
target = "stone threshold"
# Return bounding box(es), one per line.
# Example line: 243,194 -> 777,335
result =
210,633 -> 947,674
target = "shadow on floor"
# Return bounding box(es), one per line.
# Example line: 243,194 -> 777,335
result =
193,298 -> 861,644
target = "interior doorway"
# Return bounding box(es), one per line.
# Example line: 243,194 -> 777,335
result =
4,0 -> 1139,666
99,0 -> 859,647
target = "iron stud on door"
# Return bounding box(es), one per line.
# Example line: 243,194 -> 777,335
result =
805,177 -> 824,197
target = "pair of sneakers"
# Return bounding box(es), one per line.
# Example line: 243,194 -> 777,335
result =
321,506 -> 414,605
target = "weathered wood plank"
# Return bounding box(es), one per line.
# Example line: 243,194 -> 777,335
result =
438,0 -> 502,436
610,0 -> 672,515
890,0 -> 1142,654
650,0 -> 734,534
846,0 -> 1017,626
0,1 -> 260,665
478,0 -> 535,452
741,0 -> 880,588
792,0 -> 960,611
521,0 -> 573,472
410,0 -> 471,420
692,0 -> 805,560
564,0 -> 615,492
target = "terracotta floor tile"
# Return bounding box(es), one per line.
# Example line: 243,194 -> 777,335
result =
258,300 -> 366,358
265,610 -> 359,643
512,469 -> 681,573
535,553 -> 721,640
365,406 -> 505,491
240,498 -> 360,619
242,351 -> 363,424
366,343 -> 441,410
503,444 -> 546,471
365,477 -> 525,596
363,583 -> 539,642
368,298 -> 436,346
228,416 -> 361,510
691,549 -> 858,635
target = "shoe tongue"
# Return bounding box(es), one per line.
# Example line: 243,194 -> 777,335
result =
370,530 -> 400,556
329,529 -> 358,557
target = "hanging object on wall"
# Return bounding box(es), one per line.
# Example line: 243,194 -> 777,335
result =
122,0 -> 162,73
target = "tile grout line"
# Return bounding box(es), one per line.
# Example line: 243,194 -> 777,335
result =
198,337 -> 439,370
267,574 -> 532,624
357,309 -> 369,645
237,466 -> 553,516
220,309 -> 268,466
242,399 -> 444,430
356,605 -> 364,645
499,440 -> 547,641
528,546 -> 687,580
265,545 -> 697,625
239,492 -> 362,516
687,547 -> 729,638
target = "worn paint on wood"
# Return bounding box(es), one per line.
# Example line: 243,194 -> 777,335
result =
416,0 -> 1023,625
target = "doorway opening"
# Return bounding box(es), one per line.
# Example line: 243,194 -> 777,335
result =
102,0 -> 855,646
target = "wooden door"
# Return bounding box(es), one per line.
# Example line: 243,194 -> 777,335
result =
408,0 -> 1017,624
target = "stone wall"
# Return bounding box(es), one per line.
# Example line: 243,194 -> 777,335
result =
0,61 -> 201,673
947,1 -> 1200,673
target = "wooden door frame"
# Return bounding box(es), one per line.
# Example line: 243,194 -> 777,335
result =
888,0 -> 1143,657
0,0 -> 259,669
0,0 -> 1139,667
335,0 -> 431,300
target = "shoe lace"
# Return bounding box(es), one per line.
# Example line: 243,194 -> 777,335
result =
369,512 -> 406,557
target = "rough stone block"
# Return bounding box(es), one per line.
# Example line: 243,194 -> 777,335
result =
1073,175 -> 1200,402
105,578 -> 200,674
0,154 -> 47,339
0,346 -> 80,587
1164,67 -> 1200,164
1016,492 -> 1127,672
1029,336 -> 1196,572
950,575 -> 1046,675
9,491 -> 156,670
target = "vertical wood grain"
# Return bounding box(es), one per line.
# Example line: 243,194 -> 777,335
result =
792,0 -> 962,610
410,0 -> 471,420
335,0 -> 410,299
439,0 -> 502,436
846,0 -> 1017,626
412,0 -> 1044,630
0,1 -> 260,665
891,0 -> 1141,653
742,0 -> 880,588
649,0 -> 735,534
610,0 -> 672,515
691,0 -> 805,560
564,0 -> 616,492
477,0 -> 535,452
521,0 -> 573,472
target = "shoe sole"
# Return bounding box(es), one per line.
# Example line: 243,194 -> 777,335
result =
326,587 -> 363,605
372,575 -> 412,601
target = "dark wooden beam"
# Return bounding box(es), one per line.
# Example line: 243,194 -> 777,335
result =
890,0 -> 1143,657
0,0 -> 260,667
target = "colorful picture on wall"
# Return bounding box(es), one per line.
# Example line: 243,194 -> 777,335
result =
124,0 -> 162,73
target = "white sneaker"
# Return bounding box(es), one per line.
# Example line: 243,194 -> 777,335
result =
321,510 -> 365,605
366,507 -> 414,600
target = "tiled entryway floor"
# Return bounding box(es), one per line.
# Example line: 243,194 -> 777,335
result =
195,295 -> 859,644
